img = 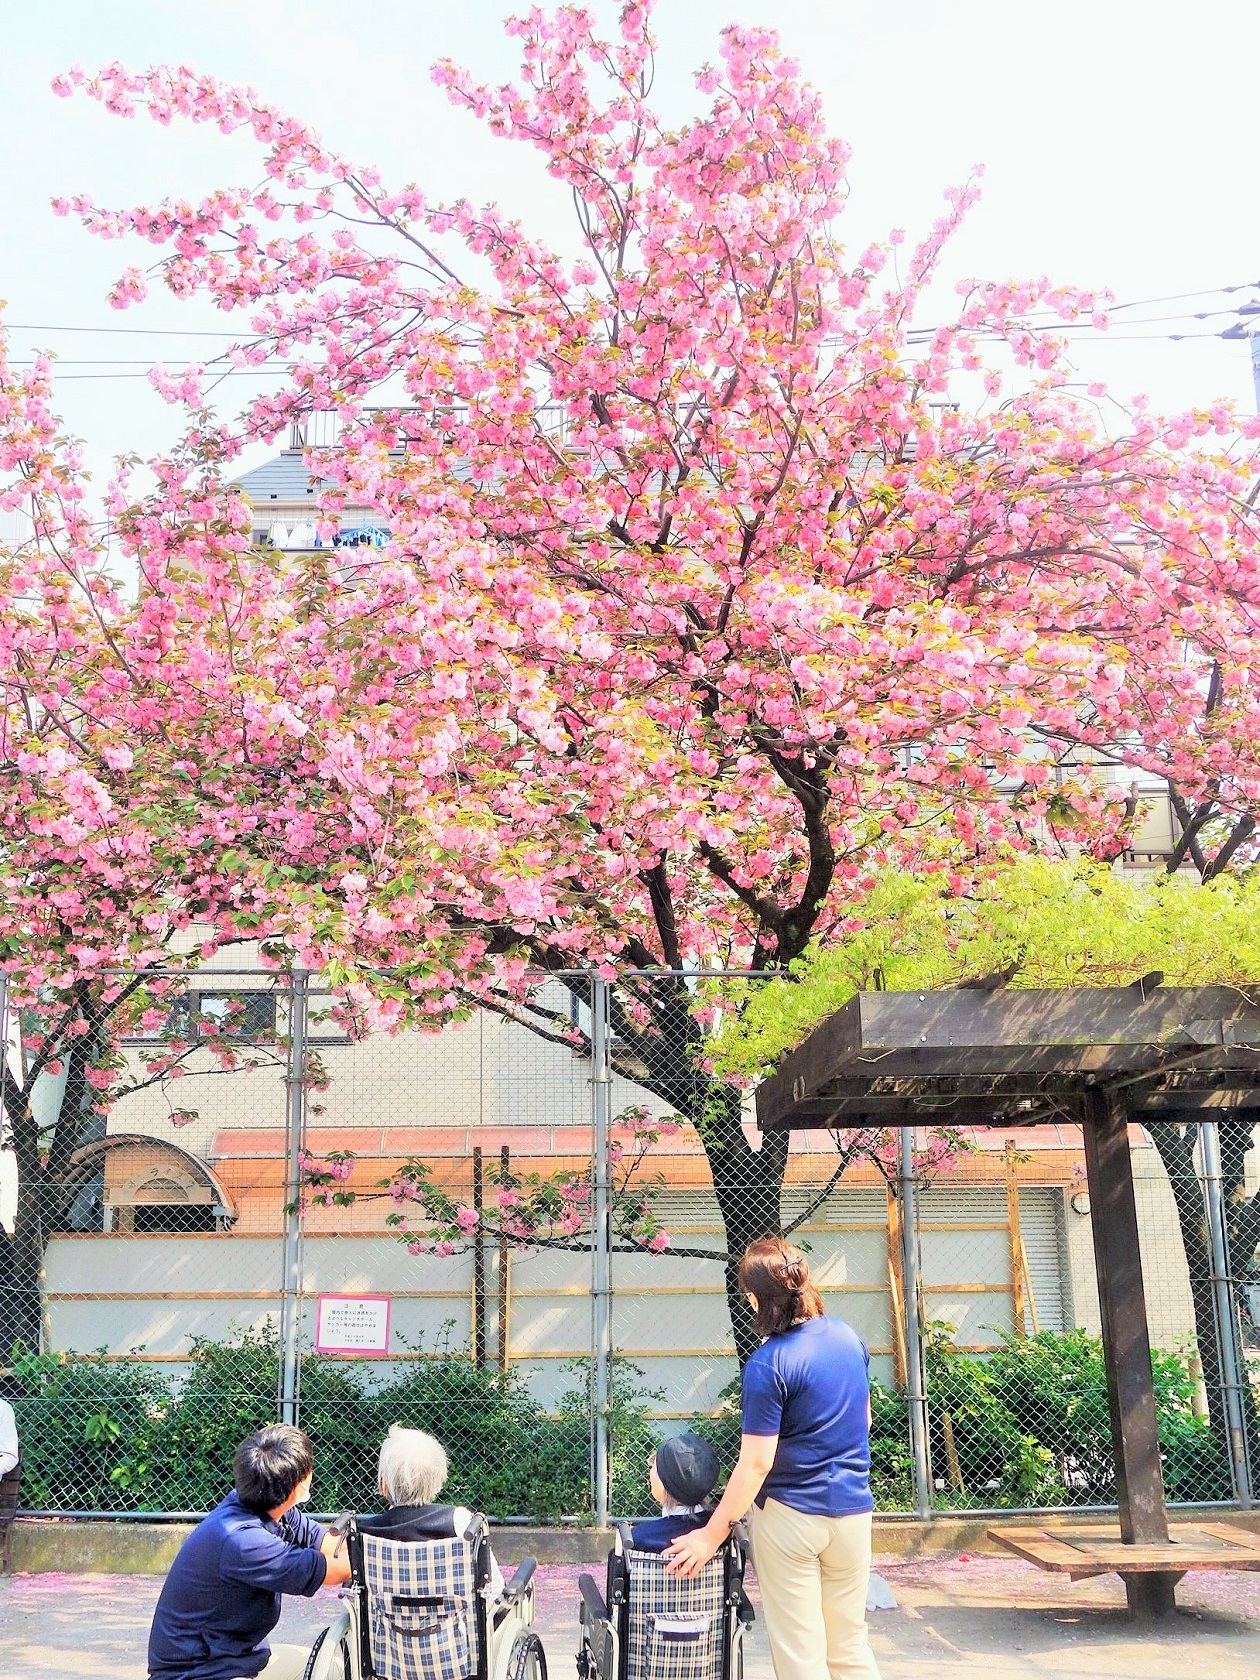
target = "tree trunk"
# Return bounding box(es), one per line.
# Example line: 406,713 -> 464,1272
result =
0,1173 -> 47,1359
2,1072 -> 49,1360
603,977 -> 795,1365
1,999 -> 111,1362
699,1085 -> 790,1368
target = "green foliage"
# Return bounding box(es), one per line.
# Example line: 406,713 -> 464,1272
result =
924,1326 -> 1230,1508
710,860 -> 1260,1079
924,1320 -> 1019,1498
351,1331 -> 593,1521
12,1325 -> 1231,1518
144,1326 -> 281,1509
555,1357 -> 666,1520
11,1343 -> 174,1510
9,1328 -> 659,1522
868,1382 -> 914,1511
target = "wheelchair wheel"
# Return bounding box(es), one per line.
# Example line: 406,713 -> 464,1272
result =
505,1630 -> 548,1680
302,1627 -> 328,1680
303,1614 -> 354,1680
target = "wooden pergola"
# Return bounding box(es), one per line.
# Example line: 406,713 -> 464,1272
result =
755,983 -> 1260,1617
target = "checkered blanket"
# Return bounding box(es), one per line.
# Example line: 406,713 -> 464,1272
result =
362,1532 -> 481,1680
625,1552 -> 726,1680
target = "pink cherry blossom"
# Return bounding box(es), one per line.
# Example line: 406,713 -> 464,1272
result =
0,8 -> 1256,1346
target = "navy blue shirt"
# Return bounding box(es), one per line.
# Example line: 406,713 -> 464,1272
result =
741,1314 -> 873,1518
629,1511 -> 708,1553
147,1492 -> 328,1679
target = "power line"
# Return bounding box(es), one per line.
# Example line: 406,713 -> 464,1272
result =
6,281 -> 1258,382
8,282 -> 1260,340
6,322 -> 253,338
1106,282 -> 1260,315
48,370 -> 290,381
9,359 -> 292,368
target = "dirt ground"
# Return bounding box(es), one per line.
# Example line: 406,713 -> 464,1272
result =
2,1554 -> 1258,1678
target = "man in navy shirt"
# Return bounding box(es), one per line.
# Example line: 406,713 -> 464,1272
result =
148,1424 -> 351,1680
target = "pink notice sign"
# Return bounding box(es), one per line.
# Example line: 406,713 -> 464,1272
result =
315,1294 -> 391,1356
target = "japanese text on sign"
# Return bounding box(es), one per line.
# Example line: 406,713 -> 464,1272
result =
315,1294 -> 391,1355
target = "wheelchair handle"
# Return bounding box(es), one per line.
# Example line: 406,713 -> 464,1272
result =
502,1556 -> 537,1604
578,1571 -> 608,1623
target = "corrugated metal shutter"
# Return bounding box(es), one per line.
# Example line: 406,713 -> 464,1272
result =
1020,1187 -> 1069,1333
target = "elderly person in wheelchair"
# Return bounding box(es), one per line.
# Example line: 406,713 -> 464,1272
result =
577,1433 -> 753,1680
305,1426 -> 545,1680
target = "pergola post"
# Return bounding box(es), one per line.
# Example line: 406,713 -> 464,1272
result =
756,986 -> 1260,1621
1081,1085 -> 1180,1617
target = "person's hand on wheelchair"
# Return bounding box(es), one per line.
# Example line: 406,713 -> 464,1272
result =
663,1523 -> 722,1579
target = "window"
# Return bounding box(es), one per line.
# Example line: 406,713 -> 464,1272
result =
131,1203 -> 218,1234
184,991 -> 277,1042
126,990 -> 279,1044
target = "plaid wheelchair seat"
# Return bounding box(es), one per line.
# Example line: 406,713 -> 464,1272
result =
362,1531 -> 481,1680
624,1551 -> 726,1680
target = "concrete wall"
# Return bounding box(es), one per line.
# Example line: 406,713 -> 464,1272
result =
44,1183 -> 1079,1414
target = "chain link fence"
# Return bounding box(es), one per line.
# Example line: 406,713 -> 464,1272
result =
2,967 -> 1256,1524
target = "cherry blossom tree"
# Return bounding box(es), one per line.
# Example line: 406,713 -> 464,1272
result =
6,2 -> 1260,1360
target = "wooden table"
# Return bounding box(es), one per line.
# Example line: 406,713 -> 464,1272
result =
989,1522 -> 1260,1618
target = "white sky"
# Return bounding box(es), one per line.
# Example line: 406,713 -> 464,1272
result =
3,0 -> 1258,484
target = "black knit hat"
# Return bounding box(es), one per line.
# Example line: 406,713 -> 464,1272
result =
654,1432 -> 720,1505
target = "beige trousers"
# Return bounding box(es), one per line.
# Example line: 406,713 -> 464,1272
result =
749,1498 -> 882,1680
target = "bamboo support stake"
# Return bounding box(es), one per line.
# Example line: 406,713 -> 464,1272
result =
1005,1143 -> 1027,1335
886,1183 -> 906,1388
1022,1245 -> 1041,1335
942,1412 -> 965,1493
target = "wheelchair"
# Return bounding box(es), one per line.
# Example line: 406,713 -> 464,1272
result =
577,1522 -> 753,1680
303,1511 -> 547,1680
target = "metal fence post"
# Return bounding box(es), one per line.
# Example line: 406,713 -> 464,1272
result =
1199,1119 -> 1253,1505
279,970 -> 309,1426
899,1126 -> 932,1518
590,975 -> 613,1529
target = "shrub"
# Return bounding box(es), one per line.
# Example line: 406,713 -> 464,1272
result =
11,1344 -> 174,1511
924,1321 -> 1028,1504
556,1357 -> 665,1521
8,1327 -> 1233,1518
868,1382 -> 914,1511
365,1335 -> 590,1521
144,1326 -> 283,1511
936,1327 -> 1230,1508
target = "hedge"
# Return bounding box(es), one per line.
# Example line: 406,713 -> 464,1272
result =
7,1323 -> 1229,1520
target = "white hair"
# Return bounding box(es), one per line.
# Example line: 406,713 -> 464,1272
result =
378,1425 -> 449,1506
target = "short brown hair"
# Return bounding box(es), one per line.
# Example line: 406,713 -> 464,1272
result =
738,1237 -> 824,1337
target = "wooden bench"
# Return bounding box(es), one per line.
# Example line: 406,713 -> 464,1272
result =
989,1522 -> 1260,1618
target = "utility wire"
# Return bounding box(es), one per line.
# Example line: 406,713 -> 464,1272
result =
8,359 -> 293,367
6,282 -> 1259,380
6,322 -> 254,338
7,282 -> 1260,340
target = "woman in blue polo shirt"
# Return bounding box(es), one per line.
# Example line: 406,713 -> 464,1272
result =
665,1237 -> 880,1680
